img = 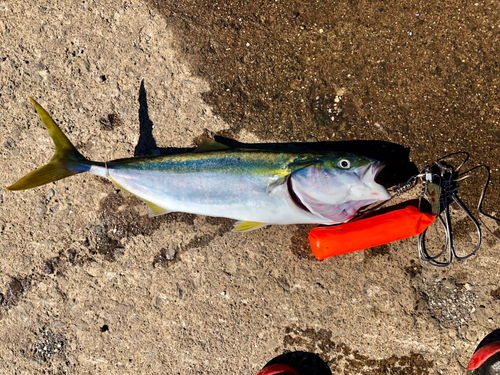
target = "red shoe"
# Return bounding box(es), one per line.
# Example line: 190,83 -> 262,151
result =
256,364 -> 300,375
467,341 -> 500,374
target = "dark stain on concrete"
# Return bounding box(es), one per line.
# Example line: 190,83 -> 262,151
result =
42,248 -> 94,277
289,225 -> 316,260
404,260 -> 423,278
153,246 -> 179,268
491,286 -> 500,301
283,325 -> 433,374
174,216 -> 234,251
101,191 -> 170,241
99,113 -> 122,131
97,190 -> 196,261
0,277 -> 31,308
89,224 -> 123,262
364,243 -> 391,260
95,188 -> 235,264
153,0 -> 500,216
153,215 -> 234,266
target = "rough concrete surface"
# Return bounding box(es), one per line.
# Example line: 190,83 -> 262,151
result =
0,1 -> 499,374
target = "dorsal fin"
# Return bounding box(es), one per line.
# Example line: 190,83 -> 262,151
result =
194,139 -> 230,153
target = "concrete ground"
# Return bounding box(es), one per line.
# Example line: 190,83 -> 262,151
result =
0,1 -> 499,374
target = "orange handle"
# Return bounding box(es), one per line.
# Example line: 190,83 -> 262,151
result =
309,205 -> 436,260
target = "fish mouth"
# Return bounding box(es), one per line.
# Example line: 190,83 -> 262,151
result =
361,161 -> 391,200
372,161 -> 386,180
362,161 -> 386,182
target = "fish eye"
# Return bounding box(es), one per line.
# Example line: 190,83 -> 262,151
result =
339,159 -> 350,169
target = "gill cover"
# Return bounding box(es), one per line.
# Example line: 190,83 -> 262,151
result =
289,160 -> 390,223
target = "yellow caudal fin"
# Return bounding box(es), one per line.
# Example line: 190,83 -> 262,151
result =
6,98 -> 90,191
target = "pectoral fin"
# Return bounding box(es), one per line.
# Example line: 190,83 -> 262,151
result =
232,221 -> 268,232
266,176 -> 287,193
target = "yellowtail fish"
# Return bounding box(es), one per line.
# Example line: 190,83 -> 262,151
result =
6,98 -> 390,232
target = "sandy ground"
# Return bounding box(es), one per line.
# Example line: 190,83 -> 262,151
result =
0,1 -> 499,374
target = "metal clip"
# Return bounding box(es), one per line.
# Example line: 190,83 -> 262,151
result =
418,152 -> 482,267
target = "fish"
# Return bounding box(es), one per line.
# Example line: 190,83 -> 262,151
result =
6,98 -> 391,232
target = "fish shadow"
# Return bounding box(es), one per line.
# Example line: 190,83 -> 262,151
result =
134,80 -> 158,157
134,79 -> 189,157
134,81 -> 417,187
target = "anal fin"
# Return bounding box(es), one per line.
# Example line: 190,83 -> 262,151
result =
145,200 -> 171,217
232,221 -> 268,232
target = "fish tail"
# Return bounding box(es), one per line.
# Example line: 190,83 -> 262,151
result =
6,98 -> 91,191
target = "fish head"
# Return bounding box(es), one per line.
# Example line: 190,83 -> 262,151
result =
289,154 -> 390,223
